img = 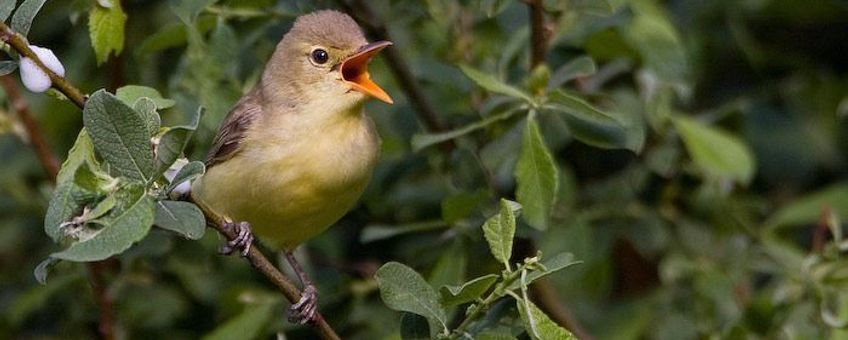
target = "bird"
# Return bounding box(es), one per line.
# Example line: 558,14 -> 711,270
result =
190,10 -> 393,324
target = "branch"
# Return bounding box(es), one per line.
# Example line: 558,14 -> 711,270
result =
0,20 -> 341,340
340,0 -> 448,133
525,0 -> 548,68
0,22 -> 86,107
87,259 -> 118,340
189,194 -> 341,340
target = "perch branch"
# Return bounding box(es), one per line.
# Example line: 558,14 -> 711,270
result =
0,22 -> 86,107
0,21 -> 340,340
189,194 -> 341,340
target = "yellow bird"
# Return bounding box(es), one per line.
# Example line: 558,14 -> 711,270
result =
191,10 -> 392,323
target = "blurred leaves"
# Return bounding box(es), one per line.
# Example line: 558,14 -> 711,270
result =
10,0 -> 47,36
88,0 -> 126,64
201,302 -> 275,340
544,90 -> 629,150
116,85 -> 176,110
459,64 -> 534,103
673,116 -> 755,185
375,262 -> 447,334
767,183 -> 848,229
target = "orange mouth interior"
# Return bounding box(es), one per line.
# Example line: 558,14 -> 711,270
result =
341,41 -> 393,104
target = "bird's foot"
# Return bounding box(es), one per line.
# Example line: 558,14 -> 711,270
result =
287,284 -> 318,325
219,221 -> 254,257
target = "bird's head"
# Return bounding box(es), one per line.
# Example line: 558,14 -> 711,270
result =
263,10 -> 393,110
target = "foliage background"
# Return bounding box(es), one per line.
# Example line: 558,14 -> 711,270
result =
1,0 -> 848,339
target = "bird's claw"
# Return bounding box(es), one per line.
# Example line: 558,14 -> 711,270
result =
288,285 -> 318,325
219,221 -> 253,257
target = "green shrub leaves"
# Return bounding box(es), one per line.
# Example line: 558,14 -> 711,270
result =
376,198 -> 576,339
41,86 -> 204,281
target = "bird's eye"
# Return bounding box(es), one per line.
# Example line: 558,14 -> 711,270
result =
311,49 -> 329,64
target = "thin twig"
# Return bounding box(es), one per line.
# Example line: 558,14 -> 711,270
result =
525,0 -> 548,68
88,260 -> 118,340
0,20 -> 341,340
0,76 -> 59,180
813,207 -> 833,253
0,22 -> 86,107
340,0 -> 448,133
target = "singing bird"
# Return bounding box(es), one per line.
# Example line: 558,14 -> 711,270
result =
190,10 -> 392,323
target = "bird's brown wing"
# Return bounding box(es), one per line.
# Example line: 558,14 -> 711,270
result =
205,91 -> 262,168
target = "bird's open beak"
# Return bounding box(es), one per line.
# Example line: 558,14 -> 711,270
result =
341,41 -> 393,104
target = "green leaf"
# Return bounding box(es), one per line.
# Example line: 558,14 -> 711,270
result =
133,98 -> 161,137
0,61 -> 18,76
169,0 -> 218,24
545,90 -> 628,149
515,117 -> 559,230
621,0 -> 690,91
428,241 -> 467,289
154,200 -> 206,240
459,64 -> 535,103
672,116 -> 755,184
117,85 -> 176,109
360,221 -> 446,243
441,190 -> 488,224
506,253 -> 580,290
11,0 -> 47,36
9,274 -> 79,325
51,185 -> 155,262
56,131 -> 99,184
155,107 -> 201,176
86,194 -> 117,221
548,56 -> 596,89
375,262 -> 447,332
44,131 -> 108,242
440,274 -> 498,307
400,313 -> 431,340
88,0 -> 127,64
766,183 -> 848,229
201,303 -> 274,340
44,182 -> 99,242
33,257 -> 60,285
72,161 -> 114,193
166,160 -> 205,194
477,330 -> 519,340
83,90 -> 154,182
516,299 -> 577,340
483,199 -> 519,267
411,108 -> 522,152
479,0 -> 511,17
0,1 -> 14,22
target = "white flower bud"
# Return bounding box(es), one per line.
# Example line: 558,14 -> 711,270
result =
164,158 -> 193,196
19,45 -> 65,93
